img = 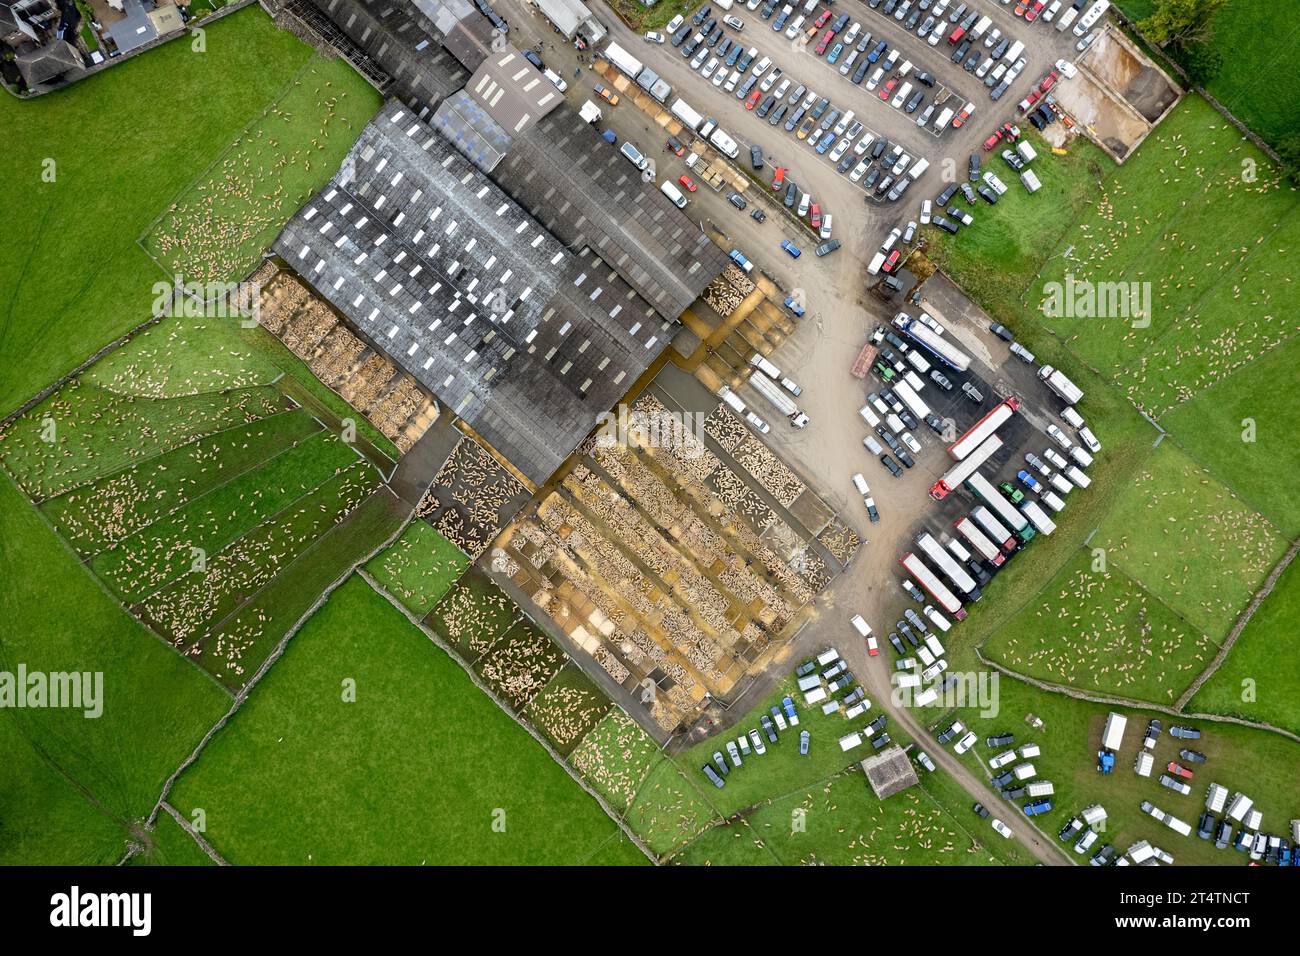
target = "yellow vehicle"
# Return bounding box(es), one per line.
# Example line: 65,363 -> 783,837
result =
593,84 -> 619,106
797,117 -> 815,140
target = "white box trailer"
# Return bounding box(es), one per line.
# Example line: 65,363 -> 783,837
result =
894,672 -> 922,689
816,648 -> 841,666
797,674 -> 821,692
906,349 -> 932,374
1018,743 -> 1041,759
1002,39 -> 1024,64
971,506 -> 1018,551
1019,500 -> 1057,536
923,634 -> 946,659
949,398 -> 1020,460
1038,365 -> 1084,404
956,517 -> 1006,566
1165,814 -> 1193,838
893,379 -> 931,420
1021,169 -> 1042,194
913,686 -> 939,707
839,731 -> 863,751
670,97 -> 706,132
930,435 -> 1004,500
966,472 -> 1029,531
1026,781 -> 1054,797
1013,762 -> 1036,781
1065,466 -> 1091,489
1102,712 -> 1127,751
916,532 -> 979,596
1134,751 -> 1154,777
804,686 -> 829,706
1205,783 -> 1229,813
1081,804 -> 1108,827
603,41 -> 644,79
1226,793 -> 1254,823
1056,6 -> 1078,32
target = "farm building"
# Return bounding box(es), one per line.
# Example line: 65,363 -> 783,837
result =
274,100 -> 709,484
860,747 -> 920,800
529,0 -> 607,47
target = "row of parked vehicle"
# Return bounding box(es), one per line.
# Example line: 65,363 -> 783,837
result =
863,0 -> 1029,102
1008,0 -> 1110,55
701,694 -> 807,788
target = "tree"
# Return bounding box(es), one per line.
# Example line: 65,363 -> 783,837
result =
1277,134 -> 1300,186
1177,42 -> 1223,84
1138,0 -> 1228,48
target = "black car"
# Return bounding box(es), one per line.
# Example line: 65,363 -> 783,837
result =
991,770 -> 1014,789
756,95 -> 776,118
760,714 -> 778,743
836,151 -> 856,174
888,632 -> 906,655
1214,819 -> 1232,850
986,733 -> 1014,747
898,622 -> 918,647
692,5 -> 711,27
951,39 -> 971,63
872,137 -> 890,160
784,181 -> 797,206
871,732 -> 892,750
968,153 -> 981,179
717,37 -> 733,57
863,167 -> 881,190
932,215 -> 960,234
706,25 -> 723,46
728,193 -> 747,210
924,413 -> 946,435
816,239 -> 842,257
769,103 -> 788,126
1180,748 -> 1208,764
1171,725 -> 1202,739
976,185 -> 999,205
1198,812 -> 1215,840
1058,817 -> 1083,841
522,48 -> 544,69
750,207 -> 766,222
883,454 -> 905,478
972,802 -> 990,818
905,90 -> 925,113
852,57 -> 872,84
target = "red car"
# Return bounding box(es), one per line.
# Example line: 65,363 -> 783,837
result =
1167,762 -> 1195,779
882,249 -> 901,273
1026,0 -> 1046,21
878,77 -> 898,101
983,131 -> 1002,151
771,166 -> 786,190
745,88 -> 762,109
815,28 -> 834,54
665,138 -> 685,157
814,9 -> 832,28
678,174 -> 697,192
1040,70 -> 1059,93
948,26 -> 965,44
1014,1 -> 1028,15
809,203 -> 822,228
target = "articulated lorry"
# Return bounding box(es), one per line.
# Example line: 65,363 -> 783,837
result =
916,532 -> 980,598
899,553 -> 967,620
949,398 -> 1019,460
893,314 -> 971,372
954,516 -> 1007,567
930,435 -> 1003,500
966,472 -> 1031,539
748,371 -> 809,427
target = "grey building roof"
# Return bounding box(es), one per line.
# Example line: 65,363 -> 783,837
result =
274,101 -> 675,483
104,0 -> 156,55
304,0 -> 471,106
466,47 -> 563,136
495,103 -> 730,321
14,35 -> 80,86
430,90 -> 512,173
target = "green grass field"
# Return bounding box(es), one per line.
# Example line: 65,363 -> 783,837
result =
570,709 -> 663,813
0,476 -> 231,864
672,767 -> 1002,866
0,5 -> 379,417
128,812 -> 216,867
1189,556 -> 1300,735
365,520 -> 468,616
170,576 -> 642,864
983,549 -> 1218,704
939,679 -> 1300,866
1116,0 -> 1300,148
524,664 -> 613,756
426,569 -> 522,658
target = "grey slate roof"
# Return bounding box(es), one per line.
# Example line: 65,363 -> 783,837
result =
13,36 -> 80,86
274,101 -> 675,483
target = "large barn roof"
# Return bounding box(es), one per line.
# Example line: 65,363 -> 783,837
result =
274,101 -> 675,483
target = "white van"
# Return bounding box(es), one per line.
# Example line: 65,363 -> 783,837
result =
852,472 -> 870,496
923,634 -> 946,658
1065,466 -> 1091,489
1048,473 -> 1074,496
620,142 -> 648,170
850,614 -> 873,638
863,435 -> 884,455
924,606 -> 951,633
1040,490 -> 1065,513
868,251 -> 886,275
1069,446 -> 1094,469
659,180 -> 688,208
1078,426 -> 1101,453
885,413 -> 905,434
1060,406 -> 1085,429
859,404 -> 881,428
891,81 -> 913,109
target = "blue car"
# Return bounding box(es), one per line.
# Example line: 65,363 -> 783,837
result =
827,42 -> 843,64
781,239 -> 801,258
782,696 -> 798,722
867,40 -> 888,63
783,295 -> 805,317
1017,469 -> 1042,493
815,131 -> 835,154
1024,799 -> 1052,816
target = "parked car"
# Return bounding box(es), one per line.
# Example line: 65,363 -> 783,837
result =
1170,726 -> 1202,740
781,238 -> 802,258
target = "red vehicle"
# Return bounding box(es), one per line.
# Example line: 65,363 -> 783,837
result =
1026,0 -> 1045,20
771,166 -> 787,190
810,203 -> 822,228
948,25 -> 965,44
882,249 -> 901,273
1013,1 -> 1028,15
666,137 -> 685,156
1018,91 -> 1041,113
952,104 -> 973,128
1167,762 -> 1195,779
1040,70 -> 1059,93
878,77 -> 898,100
814,9 -> 832,28
866,635 -> 879,656
745,88 -> 762,109
983,131 -> 1002,150
678,174 -> 697,192
815,28 -> 834,54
